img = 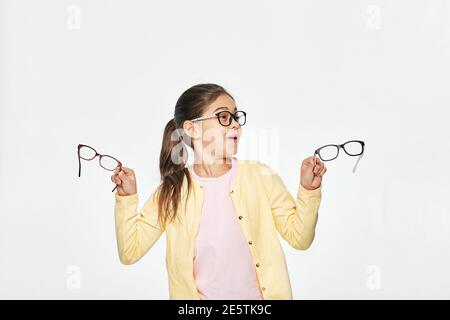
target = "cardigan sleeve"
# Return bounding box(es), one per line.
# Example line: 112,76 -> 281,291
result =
114,188 -> 165,264
258,161 -> 322,250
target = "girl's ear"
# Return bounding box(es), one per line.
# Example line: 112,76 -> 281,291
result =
183,120 -> 200,140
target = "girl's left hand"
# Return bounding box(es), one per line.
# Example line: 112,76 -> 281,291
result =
300,156 -> 327,190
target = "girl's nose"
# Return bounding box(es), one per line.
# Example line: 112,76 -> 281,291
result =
229,117 -> 240,128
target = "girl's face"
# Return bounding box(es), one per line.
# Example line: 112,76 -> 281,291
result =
186,94 -> 242,163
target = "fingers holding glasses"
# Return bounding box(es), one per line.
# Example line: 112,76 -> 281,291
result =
302,156 -> 317,169
317,165 -> 327,177
111,169 -> 122,185
313,158 -> 324,175
111,166 -> 126,185
111,166 -> 138,196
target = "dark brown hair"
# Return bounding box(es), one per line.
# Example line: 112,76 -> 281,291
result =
157,83 -> 234,229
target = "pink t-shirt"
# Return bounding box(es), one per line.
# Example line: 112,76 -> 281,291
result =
190,157 -> 263,300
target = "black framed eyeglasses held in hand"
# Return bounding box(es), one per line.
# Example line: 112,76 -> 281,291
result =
313,140 -> 365,173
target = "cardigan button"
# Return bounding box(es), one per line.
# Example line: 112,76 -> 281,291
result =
256,263 -> 260,268
238,216 -> 243,220
248,241 -> 252,245
262,287 -> 266,291
230,189 -> 234,194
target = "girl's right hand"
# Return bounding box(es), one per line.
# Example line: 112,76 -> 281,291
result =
111,166 -> 137,196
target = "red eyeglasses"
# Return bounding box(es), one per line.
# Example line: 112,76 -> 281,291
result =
77,144 -> 122,192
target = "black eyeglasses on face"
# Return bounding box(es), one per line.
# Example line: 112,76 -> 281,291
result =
191,110 -> 247,127
77,144 -> 122,192
314,140 -> 365,173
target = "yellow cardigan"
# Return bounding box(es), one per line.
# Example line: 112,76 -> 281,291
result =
114,158 -> 322,299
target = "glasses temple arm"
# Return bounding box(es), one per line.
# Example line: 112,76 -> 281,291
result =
352,154 -> 363,173
78,155 -> 81,177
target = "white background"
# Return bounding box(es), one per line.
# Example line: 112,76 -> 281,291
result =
1,0 -> 449,299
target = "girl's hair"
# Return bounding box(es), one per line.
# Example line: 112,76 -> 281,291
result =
157,83 -> 234,229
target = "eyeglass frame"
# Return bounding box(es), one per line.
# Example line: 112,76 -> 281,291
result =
313,140 -> 365,173
190,110 -> 247,127
77,144 -> 122,192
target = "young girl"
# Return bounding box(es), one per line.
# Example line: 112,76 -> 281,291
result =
111,83 -> 326,300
